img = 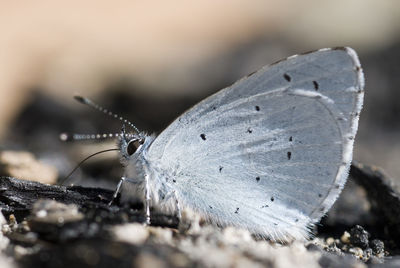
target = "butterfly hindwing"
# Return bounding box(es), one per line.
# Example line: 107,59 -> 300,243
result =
146,47 -> 364,241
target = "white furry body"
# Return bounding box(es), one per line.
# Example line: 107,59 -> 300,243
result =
119,135 -> 180,215
116,47 -> 364,242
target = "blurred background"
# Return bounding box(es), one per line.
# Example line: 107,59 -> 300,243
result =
1,0 -> 400,187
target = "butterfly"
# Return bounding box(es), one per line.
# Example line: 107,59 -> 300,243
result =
68,47 -> 364,242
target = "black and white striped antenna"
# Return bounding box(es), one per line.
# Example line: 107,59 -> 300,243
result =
73,95 -> 140,134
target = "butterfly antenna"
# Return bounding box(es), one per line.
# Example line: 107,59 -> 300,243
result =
59,132 -> 136,142
59,132 -> 137,142
58,148 -> 120,185
74,95 -> 141,134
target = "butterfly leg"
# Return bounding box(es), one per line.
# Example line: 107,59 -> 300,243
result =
108,176 -> 125,206
144,174 -> 151,225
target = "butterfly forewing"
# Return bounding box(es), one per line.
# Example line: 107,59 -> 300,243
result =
146,47 -> 364,240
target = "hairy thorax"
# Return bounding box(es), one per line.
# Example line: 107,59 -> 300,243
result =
119,148 -> 179,216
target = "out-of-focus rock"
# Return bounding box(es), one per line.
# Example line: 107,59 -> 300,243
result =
0,212 -> 9,251
0,211 -> 16,268
0,151 -> 58,184
30,199 -> 84,225
112,223 -> 149,245
370,239 -> 385,256
341,231 -> 351,244
350,162 -> 400,241
0,254 -> 16,268
350,225 -> 370,249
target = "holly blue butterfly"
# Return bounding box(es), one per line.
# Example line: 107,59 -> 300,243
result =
70,47 -> 364,242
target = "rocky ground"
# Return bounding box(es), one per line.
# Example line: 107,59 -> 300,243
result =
0,161 -> 399,268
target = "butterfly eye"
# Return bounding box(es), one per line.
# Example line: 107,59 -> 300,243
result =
127,139 -> 144,156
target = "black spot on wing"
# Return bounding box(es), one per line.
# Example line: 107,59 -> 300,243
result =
313,80 -> 319,90
159,190 -> 166,200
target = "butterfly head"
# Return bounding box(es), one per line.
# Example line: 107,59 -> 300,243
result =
119,132 -> 145,158
118,125 -> 154,164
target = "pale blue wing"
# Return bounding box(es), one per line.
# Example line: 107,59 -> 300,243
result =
146,47 -> 364,241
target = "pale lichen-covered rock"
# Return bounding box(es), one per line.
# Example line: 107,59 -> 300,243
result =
0,151 -> 58,185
